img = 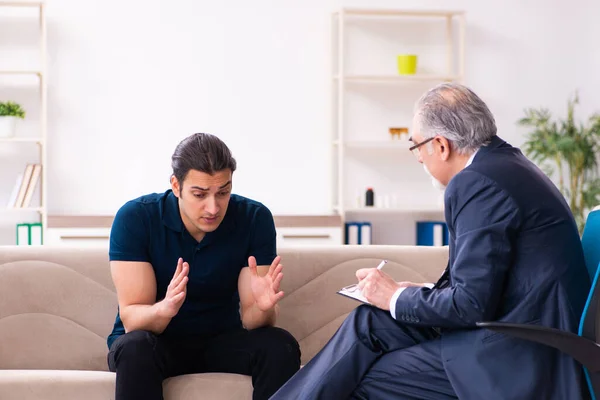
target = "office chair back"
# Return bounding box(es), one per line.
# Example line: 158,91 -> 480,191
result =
578,209 -> 600,400
579,210 -> 600,341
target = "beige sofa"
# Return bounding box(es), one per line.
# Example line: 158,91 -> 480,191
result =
0,245 -> 447,400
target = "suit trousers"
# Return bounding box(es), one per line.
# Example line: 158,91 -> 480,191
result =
270,305 -> 457,400
108,326 -> 300,400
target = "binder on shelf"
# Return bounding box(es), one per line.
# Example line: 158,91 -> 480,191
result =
416,221 -> 449,246
16,223 -> 30,246
345,221 -> 373,245
345,222 -> 360,245
29,223 -> 43,245
15,223 -> 43,246
360,222 -> 372,245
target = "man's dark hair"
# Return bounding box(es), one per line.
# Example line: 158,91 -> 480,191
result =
171,133 -> 237,184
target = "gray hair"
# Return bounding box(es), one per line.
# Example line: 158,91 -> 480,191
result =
414,83 -> 497,155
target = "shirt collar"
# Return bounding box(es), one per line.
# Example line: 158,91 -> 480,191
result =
162,190 -> 184,232
465,148 -> 479,168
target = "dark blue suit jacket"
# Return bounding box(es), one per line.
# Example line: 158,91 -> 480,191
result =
395,136 -> 591,399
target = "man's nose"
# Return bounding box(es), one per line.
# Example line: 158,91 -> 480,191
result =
205,196 -> 219,215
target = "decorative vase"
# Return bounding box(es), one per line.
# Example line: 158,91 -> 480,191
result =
397,54 -> 418,75
0,116 -> 18,138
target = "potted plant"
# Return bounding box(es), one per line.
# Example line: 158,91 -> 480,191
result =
0,101 -> 26,138
519,94 -> 600,233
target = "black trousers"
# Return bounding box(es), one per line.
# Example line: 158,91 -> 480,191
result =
270,305 -> 457,400
107,326 -> 300,400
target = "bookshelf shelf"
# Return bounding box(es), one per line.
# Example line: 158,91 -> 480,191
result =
334,74 -> 461,83
0,137 -> 44,143
337,8 -> 464,19
334,140 -> 412,150
345,207 -> 443,214
0,70 -> 42,76
0,2 -> 43,7
1,207 -> 43,213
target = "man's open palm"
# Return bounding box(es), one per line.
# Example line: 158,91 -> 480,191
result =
248,255 -> 284,311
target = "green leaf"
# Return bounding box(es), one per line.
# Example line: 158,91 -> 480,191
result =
0,101 -> 26,118
541,163 -> 555,178
583,178 -> 600,210
518,92 -> 600,234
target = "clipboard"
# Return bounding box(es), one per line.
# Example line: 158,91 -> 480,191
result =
336,283 -> 371,305
336,260 -> 388,304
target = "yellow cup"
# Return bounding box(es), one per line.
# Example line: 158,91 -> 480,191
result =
397,54 -> 418,75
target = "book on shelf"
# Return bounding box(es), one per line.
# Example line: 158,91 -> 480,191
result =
21,164 -> 42,208
6,172 -> 23,209
7,163 -> 42,209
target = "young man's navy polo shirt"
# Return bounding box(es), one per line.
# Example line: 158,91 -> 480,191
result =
106,189 -> 277,349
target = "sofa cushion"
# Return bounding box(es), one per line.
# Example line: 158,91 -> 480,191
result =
0,370 -> 252,400
163,373 -> 252,399
0,370 -> 115,400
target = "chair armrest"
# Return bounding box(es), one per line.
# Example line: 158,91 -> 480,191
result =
476,321 -> 600,372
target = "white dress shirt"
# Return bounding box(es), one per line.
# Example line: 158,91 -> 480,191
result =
389,149 -> 479,319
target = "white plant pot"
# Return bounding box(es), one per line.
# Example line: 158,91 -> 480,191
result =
0,116 -> 18,138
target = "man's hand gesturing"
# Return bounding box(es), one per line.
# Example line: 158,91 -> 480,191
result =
157,257 -> 189,318
249,255 -> 284,311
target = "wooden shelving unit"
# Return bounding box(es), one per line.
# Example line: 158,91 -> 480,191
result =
331,8 -> 464,244
0,1 -> 48,244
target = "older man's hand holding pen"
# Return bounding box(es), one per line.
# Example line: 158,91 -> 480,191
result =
356,260 -> 430,310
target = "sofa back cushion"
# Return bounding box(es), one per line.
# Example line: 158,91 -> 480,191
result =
0,247 -> 116,371
0,245 -> 447,370
274,246 -> 448,364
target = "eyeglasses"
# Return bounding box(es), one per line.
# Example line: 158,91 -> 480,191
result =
408,136 -> 435,157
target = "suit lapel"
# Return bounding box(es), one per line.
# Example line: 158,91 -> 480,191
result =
434,262 -> 451,289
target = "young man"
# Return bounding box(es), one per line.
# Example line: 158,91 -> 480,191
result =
270,83 -> 591,399
107,133 -> 300,400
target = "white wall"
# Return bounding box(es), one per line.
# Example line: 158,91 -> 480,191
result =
43,0 -> 338,216
1,0 -> 599,234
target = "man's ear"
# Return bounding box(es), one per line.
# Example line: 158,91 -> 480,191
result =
170,175 -> 181,198
436,137 -> 451,161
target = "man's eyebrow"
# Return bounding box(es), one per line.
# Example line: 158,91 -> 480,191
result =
190,181 -> 232,191
219,181 -> 232,189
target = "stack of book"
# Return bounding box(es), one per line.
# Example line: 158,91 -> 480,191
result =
6,163 -> 42,208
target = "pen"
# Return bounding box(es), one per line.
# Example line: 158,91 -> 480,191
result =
343,260 -> 389,293
376,260 -> 388,270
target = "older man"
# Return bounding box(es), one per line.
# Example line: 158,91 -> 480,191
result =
270,83 -> 590,400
